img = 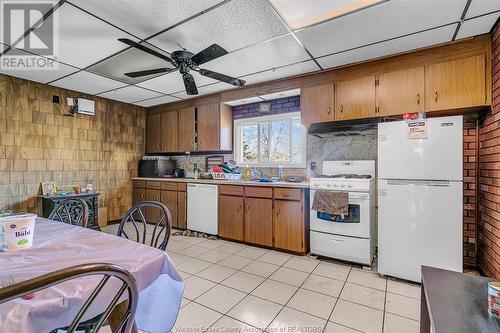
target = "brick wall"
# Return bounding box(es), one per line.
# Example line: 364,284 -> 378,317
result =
232,96 -> 300,119
478,21 -> 500,279
0,74 -> 145,223
463,120 -> 478,266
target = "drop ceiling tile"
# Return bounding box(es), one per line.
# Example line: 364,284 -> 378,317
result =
133,95 -> 181,107
172,82 -> 226,99
0,47 -> 78,83
465,0 -> 500,18
51,71 -> 126,95
138,71 -> 216,94
70,0 -> 224,39
98,85 -> 162,103
87,46 -> 172,84
225,96 -> 265,106
457,12 -> 500,39
149,0 -> 288,54
296,0 -> 466,57
23,4 -> 136,68
241,60 -> 318,85
259,88 -> 301,100
202,34 -> 310,79
317,25 -> 456,69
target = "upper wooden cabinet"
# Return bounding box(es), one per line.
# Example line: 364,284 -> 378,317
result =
426,55 -> 486,111
300,83 -> 334,124
161,110 -> 178,152
376,66 -> 425,116
335,76 -> 376,120
197,103 -> 232,151
177,107 -> 196,152
146,113 -> 161,153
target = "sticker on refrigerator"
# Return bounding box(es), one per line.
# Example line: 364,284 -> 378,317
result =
406,120 -> 427,139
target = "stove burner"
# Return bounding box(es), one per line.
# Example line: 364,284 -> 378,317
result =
317,174 -> 372,179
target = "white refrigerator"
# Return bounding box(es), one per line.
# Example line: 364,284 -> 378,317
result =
378,116 -> 463,282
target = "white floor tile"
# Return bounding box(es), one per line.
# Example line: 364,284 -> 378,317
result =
302,274 -> 344,297
180,298 -> 190,308
347,269 -> 386,291
340,282 -> 386,310
324,321 -> 360,333
198,239 -> 225,249
330,300 -> 383,333
173,302 -> 222,333
287,288 -> 337,320
196,285 -> 246,313
227,295 -> 283,329
218,243 -> 247,254
242,260 -> 280,278
222,271 -> 265,293
166,240 -> 193,252
313,262 -> 351,281
385,293 -> 420,321
196,264 -> 237,283
182,245 -> 212,257
208,316 -> 262,333
387,279 -> 421,299
176,258 -> 213,274
268,307 -> 327,333
236,247 -> 269,259
251,279 -> 298,305
383,313 -> 419,333
269,267 -> 309,287
218,255 -> 254,270
183,275 -> 217,300
284,256 -> 320,273
198,249 -> 232,263
258,251 -> 293,266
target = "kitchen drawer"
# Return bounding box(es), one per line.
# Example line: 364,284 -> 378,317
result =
245,186 -> 273,198
133,180 -> 146,188
310,231 -> 372,266
178,183 -> 187,192
274,188 -> 301,201
146,181 -> 161,189
219,185 -> 244,196
161,182 -> 178,191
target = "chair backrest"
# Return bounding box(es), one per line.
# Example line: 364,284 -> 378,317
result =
0,263 -> 138,333
48,198 -> 89,227
117,201 -> 172,250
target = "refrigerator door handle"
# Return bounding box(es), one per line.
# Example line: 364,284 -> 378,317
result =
386,179 -> 452,187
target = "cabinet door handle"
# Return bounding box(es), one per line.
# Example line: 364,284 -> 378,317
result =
416,93 -> 421,105
434,90 -> 438,103
327,106 -> 331,115
141,193 -> 145,199
340,104 -> 343,113
246,204 -> 250,214
156,195 -> 160,201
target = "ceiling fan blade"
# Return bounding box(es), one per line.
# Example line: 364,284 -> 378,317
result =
118,38 -> 175,64
183,73 -> 199,95
191,44 -> 228,66
199,69 -> 245,87
124,67 -> 176,78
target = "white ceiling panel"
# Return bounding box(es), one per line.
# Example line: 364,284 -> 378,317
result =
457,12 -> 500,39
98,85 -> 162,103
0,48 -> 78,84
51,71 -> 126,95
24,3 -> 135,68
171,82 -> 226,99
87,46 -> 171,84
259,88 -> 301,100
149,0 -> 288,54
465,0 -> 500,18
225,96 -> 265,106
317,25 -> 456,69
202,35 -> 311,79
296,0 -> 466,57
137,71 -> 216,94
241,60 -> 319,85
133,95 -> 181,107
70,0 -> 223,39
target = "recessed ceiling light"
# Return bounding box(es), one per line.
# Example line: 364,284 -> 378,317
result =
270,0 -> 384,30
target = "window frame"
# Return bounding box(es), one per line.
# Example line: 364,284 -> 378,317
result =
233,112 -> 307,168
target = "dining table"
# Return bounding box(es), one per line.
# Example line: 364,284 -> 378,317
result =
0,217 -> 185,333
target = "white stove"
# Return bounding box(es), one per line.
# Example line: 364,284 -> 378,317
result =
309,160 -> 376,265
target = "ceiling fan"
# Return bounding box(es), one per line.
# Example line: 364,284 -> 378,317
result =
117,38 -> 246,95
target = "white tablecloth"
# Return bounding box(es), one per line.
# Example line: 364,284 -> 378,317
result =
0,218 -> 184,333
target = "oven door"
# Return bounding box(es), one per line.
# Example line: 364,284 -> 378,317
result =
310,190 -> 371,238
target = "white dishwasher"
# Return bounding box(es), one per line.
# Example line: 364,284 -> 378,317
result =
187,184 -> 218,235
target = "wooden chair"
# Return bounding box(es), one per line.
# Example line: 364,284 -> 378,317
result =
117,201 -> 172,250
48,198 -> 89,227
0,263 -> 138,333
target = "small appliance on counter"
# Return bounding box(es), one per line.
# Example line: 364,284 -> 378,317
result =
138,156 -> 176,178
174,168 -> 185,178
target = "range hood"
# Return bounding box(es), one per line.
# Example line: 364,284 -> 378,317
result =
307,117 -> 382,137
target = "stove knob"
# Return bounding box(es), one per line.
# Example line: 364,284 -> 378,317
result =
333,184 -> 339,187
340,183 -> 346,188
326,183 -> 332,187
347,184 -> 353,188
314,183 -> 319,187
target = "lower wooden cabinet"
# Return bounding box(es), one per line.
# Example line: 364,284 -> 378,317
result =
219,194 -> 244,241
177,190 -> 187,229
244,197 -> 273,247
146,189 -> 161,223
274,199 -> 304,252
160,190 -> 178,227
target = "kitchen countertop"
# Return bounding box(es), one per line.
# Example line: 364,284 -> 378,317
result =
132,177 -> 310,189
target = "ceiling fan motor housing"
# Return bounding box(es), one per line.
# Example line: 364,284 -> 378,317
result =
171,50 -> 195,73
